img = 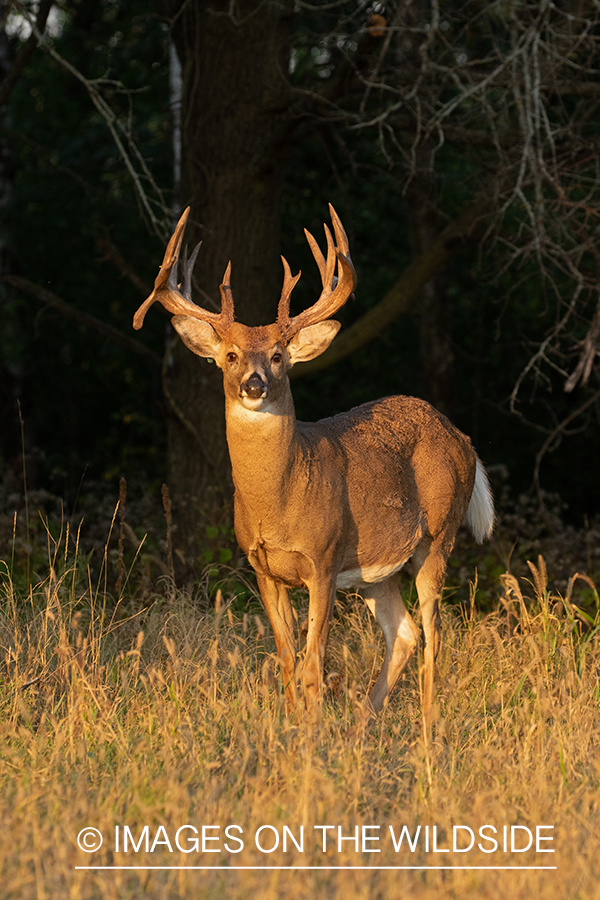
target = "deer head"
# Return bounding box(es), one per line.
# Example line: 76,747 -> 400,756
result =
133,206 -> 357,412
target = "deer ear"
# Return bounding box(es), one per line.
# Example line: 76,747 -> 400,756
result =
287,320 -> 341,364
172,316 -> 223,359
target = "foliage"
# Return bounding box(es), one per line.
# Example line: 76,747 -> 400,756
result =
1,0 -> 600,524
1,0 -> 171,503
284,0 -> 600,517
0,511 -> 599,897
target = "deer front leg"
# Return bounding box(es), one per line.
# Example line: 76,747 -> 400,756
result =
303,580 -> 336,710
255,573 -> 298,712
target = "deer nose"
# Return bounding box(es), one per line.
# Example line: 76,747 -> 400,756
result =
241,372 -> 267,400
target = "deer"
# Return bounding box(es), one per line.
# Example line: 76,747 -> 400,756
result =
133,205 -> 494,732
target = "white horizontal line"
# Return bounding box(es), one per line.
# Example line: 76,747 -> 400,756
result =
75,865 -> 557,871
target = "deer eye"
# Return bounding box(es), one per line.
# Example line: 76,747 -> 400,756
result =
226,352 -> 238,364
271,352 -> 283,364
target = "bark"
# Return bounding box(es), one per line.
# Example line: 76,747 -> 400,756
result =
397,0 -> 453,415
161,0 -> 294,561
405,143 -> 454,416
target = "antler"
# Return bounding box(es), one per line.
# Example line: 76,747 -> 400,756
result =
277,204 -> 357,340
133,207 -> 235,333
134,205 -> 355,340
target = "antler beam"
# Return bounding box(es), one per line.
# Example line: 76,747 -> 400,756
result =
133,207 -> 235,333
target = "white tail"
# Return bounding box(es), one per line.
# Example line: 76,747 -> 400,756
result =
465,459 -> 495,544
134,206 -> 495,730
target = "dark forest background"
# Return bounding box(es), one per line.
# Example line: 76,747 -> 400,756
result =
1,0 -> 599,583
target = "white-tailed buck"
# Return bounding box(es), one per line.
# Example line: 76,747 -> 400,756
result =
134,205 -> 494,729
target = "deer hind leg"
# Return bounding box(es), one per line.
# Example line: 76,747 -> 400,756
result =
256,574 -> 298,713
362,578 -> 419,719
412,540 -> 449,733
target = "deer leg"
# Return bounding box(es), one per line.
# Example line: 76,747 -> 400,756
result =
362,579 -> 419,719
256,574 -> 297,712
412,541 -> 447,733
302,582 -> 336,710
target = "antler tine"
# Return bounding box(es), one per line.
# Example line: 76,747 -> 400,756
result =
277,205 -> 356,340
219,260 -> 235,322
305,223 -> 336,297
276,256 -> 302,329
328,203 -> 350,257
133,207 -> 235,332
160,206 -> 190,290
182,242 -> 202,300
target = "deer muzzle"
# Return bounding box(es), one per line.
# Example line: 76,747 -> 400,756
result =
241,372 -> 268,401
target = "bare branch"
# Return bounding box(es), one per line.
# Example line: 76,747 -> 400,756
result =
292,191 -> 489,378
12,0 -> 171,241
533,385 -> 600,503
4,274 -> 161,369
0,0 -> 53,109
96,233 -> 152,299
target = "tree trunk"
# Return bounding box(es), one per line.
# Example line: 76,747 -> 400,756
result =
0,6 -> 21,469
398,0 -> 454,417
405,143 -> 454,417
162,0 -> 293,563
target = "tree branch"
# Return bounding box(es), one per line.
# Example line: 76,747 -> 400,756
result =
0,0 -> 53,110
4,274 -> 161,369
291,190 -> 490,378
533,385 -> 600,503
96,233 -> 151,298
4,274 -> 217,461
12,0 -> 171,240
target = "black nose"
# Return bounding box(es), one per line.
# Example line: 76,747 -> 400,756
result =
241,373 -> 267,400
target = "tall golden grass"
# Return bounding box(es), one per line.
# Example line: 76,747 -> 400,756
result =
0,517 -> 598,899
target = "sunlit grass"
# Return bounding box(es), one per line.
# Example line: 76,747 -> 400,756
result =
0,513 -> 598,899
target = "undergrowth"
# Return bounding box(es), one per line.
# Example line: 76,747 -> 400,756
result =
0,482 -> 598,899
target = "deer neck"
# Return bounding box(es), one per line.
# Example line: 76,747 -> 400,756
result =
225,388 -> 302,509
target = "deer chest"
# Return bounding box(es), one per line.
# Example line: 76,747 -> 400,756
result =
247,540 -> 322,587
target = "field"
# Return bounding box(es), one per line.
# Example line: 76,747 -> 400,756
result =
0,488 -> 599,899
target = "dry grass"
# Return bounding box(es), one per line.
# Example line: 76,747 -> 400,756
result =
0,521 -> 599,900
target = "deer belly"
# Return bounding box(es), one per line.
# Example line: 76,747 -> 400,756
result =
336,558 -> 408,591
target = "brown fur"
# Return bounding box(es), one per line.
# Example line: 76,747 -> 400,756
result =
135,207 -> 494,731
